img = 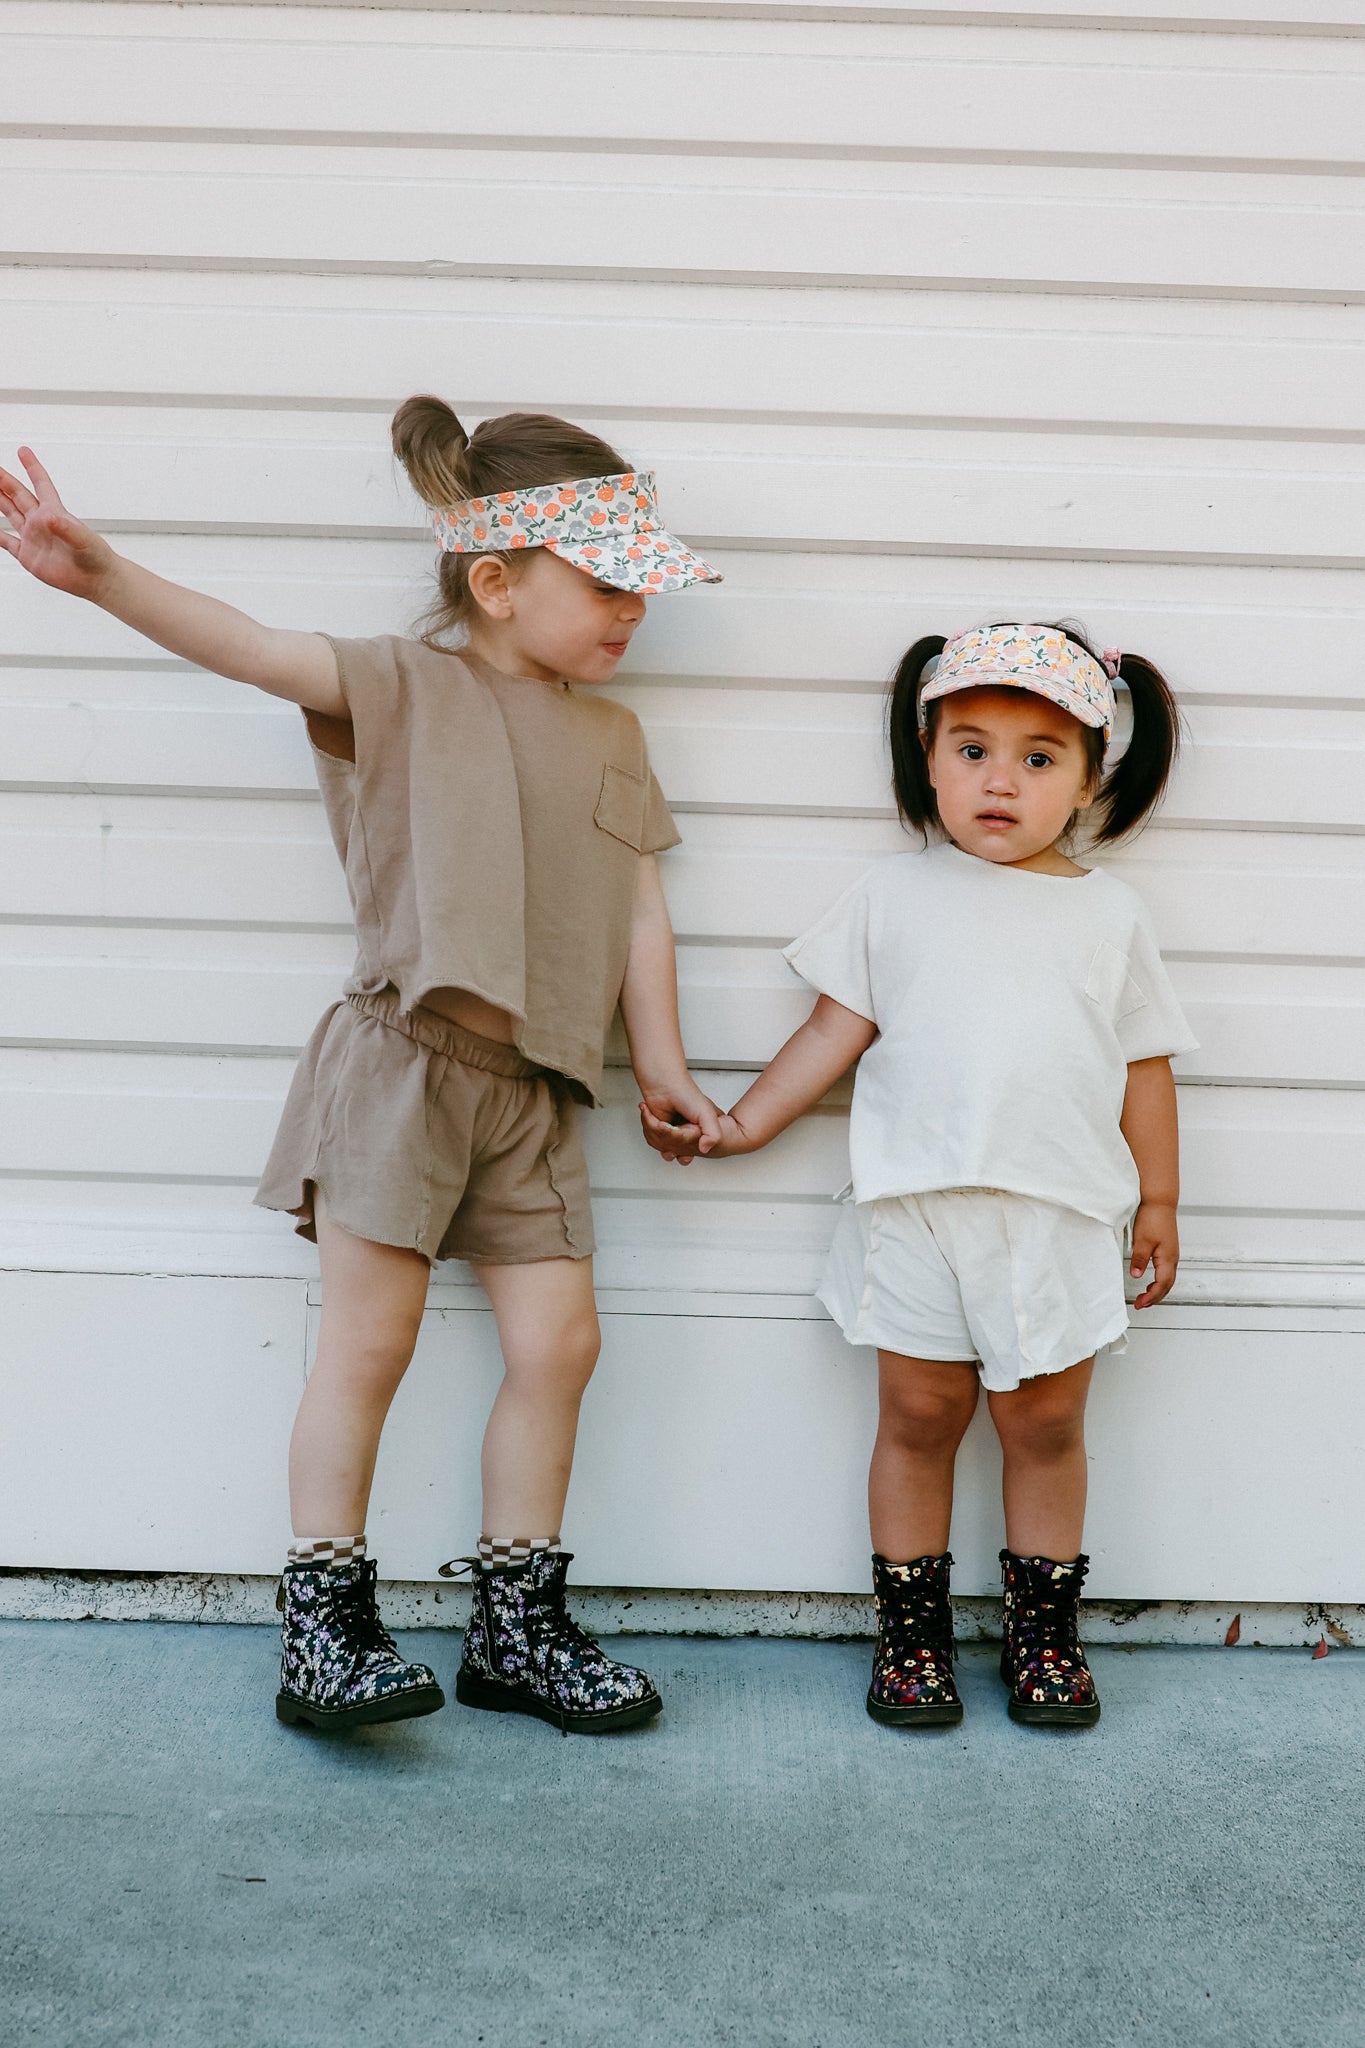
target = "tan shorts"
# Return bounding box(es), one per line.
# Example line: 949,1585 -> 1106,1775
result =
255,989 -> 595,1265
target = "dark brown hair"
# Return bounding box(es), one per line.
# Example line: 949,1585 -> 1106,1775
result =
391,398 -> 626,643
888,621 -> 1181,846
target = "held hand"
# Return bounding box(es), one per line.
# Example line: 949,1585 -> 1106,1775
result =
0,447 -> 117,600
639,1101 -> 747,1164
1130,1201 -> 1179,1310
637,1081 -> 724,1166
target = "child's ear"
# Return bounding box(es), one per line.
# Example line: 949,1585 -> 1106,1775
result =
467,555 -> 514,620
919,724 -> 938,789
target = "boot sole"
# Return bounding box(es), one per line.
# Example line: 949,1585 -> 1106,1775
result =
1006,1697 -> 1101,1728
455,1665 -> 662,1734
276,1682 -> 445,1731
865,1690 -> 964,1728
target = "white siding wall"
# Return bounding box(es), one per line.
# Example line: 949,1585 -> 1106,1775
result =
1,0 -> 1362,1598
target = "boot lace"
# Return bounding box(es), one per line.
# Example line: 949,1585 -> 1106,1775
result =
1010,1581 -> 1084,1679
327,1567 -> 400,1665
880,1594 -> 953,1667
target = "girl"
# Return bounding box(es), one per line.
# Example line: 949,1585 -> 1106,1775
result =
0,403 -> 723,1736
643,623 -> 1195,1728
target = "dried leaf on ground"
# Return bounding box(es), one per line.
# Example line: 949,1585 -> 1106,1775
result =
1223,1614 -> 1241,1647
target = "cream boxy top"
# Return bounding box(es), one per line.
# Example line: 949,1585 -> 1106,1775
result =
783,841 -> 1199,1230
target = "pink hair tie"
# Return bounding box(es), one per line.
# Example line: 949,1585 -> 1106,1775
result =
1102,645 -> 1122,679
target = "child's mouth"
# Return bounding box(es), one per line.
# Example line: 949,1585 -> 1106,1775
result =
978,811 -> 1018,828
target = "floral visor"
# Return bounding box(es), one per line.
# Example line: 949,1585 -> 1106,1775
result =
429,470 -> 722,595
919,624 -> 1118,743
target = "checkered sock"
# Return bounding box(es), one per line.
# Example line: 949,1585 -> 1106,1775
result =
478,1535 -> 562,1570
288,1533 -> 367,1569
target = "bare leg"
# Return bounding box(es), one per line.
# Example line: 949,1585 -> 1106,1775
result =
869,1353 -> 981,1559
287,1196 -> 432,1535
473,1257 -> 601,1538
988,1356 -> 1095,1559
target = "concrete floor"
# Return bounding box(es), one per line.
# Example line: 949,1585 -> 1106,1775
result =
3,1623 -> 1362,2048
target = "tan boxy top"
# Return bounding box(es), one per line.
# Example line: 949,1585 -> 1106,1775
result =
306,636 -> 680,1106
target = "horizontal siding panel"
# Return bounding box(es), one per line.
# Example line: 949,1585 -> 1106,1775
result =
0,1053 -> 1359,1213
3,803 -> 1362,964
10,147 -> 1365,296
9,406 -> 1365,565
7,18 -> 1365,165
7,276 -> 1365,440
1,673 -> 1358,832
10,4 -> 1365,45
0,929 -> 1359,1087
5,548 -> 1365,712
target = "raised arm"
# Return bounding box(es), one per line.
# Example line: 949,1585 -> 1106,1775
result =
0,448 -> 344,715
1121,1054 -> 1181,1310
641,992 -> 876,1162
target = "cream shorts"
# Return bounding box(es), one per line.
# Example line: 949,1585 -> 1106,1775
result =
255,989 -> 595,1266
818,1188 -> 1129,1394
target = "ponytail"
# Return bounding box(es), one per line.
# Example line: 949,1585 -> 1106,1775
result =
390,394 -> 471,510
888,634 -> 947,832
1088,651 -> 1182,844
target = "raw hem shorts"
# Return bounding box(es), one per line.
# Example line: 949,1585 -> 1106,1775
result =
817,1187 -> 1129,1394
255,989 -> 595,1266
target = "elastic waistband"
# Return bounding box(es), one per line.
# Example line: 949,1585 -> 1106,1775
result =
346,989 -> 545,1080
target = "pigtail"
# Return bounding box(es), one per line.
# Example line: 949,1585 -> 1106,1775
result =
391,394 -> 471,510
888,634 -> 947,832
1091,652 -> 1182,843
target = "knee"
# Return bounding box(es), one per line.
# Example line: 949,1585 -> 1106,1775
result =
314,1310 -> 422,1398
880,1377 -> 976,1455
504,1309 -> 601,1399
995,1390 -> 1086,1463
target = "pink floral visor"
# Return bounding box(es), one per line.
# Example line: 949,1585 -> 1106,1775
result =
919,625 -> 1117,743
430,470 -> 722,595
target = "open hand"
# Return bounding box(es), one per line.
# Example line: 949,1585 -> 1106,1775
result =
0,447 -> 115,599
1130,1200 -> 1179,1310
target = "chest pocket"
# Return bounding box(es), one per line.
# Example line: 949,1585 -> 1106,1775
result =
1085,940 -> 1148,1024
594,763 -> 647,850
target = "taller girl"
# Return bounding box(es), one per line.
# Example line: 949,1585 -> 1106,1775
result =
0,404 -> 722,1735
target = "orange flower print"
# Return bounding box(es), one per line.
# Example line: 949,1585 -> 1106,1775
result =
510,533 -> 527,548
583,545 -> 601,559
499,512 -> 514,526
646,571 -> 663,585
627,546 -> 643,559
589,510 -> 607,526
473,526 -> 488,542
559,487 -> 578,506
597,485 -> 615,502
496,491 -> 516,505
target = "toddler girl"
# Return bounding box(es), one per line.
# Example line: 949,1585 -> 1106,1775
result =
0,405 -> 722,1735
644,624 -> 1194,1728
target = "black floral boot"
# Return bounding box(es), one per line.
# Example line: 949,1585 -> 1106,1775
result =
454,1549 -> 662,1735
275,1557 -> 445,1731
866,1552 -> 964,1727
999,1549 -> 1101,1727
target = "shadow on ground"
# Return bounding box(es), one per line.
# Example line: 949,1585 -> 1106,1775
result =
3,1624 -> 1362,2047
